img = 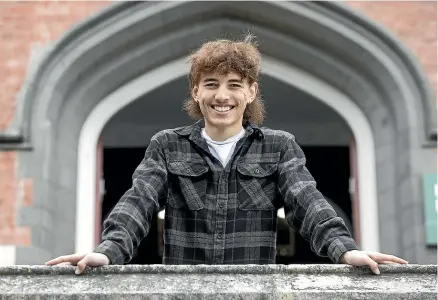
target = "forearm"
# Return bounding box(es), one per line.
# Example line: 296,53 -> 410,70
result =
284,183 -> 358,262
278,134 -> 358,263
94,188 -> 158,264
307,201 -> 359,263
94,136 -> 167,264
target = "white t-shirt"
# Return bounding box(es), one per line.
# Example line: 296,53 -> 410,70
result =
201,128 -> 245,167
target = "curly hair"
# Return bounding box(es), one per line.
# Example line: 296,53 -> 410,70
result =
183,34 -> 265,125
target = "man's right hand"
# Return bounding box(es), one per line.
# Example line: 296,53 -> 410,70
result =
45,253 -> 110,275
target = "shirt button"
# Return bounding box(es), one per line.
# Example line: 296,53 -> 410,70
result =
217,234 -> 223,239
255,169 -> 260,174
219,203 -> 224,209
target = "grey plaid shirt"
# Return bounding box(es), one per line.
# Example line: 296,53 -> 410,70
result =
95,120 -> 358,265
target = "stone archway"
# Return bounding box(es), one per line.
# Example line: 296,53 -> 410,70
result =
8,1 -> 435,264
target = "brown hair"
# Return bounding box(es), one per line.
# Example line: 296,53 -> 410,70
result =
183,34 -> 265,125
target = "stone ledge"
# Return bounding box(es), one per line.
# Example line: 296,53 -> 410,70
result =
0,265 -> 436,300
0,264 -> 436,275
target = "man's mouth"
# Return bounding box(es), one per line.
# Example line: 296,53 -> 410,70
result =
212,105 -> 234,112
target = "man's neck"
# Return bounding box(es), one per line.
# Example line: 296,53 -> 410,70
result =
204,122 -> 244,142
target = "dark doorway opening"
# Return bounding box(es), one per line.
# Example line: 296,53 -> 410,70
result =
101,146 -> 352,264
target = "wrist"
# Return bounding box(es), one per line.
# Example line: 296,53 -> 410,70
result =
340,250 -> 361,264
339,252 -> 347,264
97,253 -> 110,265
339,250 -> 353,264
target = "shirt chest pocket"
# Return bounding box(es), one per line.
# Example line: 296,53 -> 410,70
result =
166,160 -> 209,211
236,161 -> 278,211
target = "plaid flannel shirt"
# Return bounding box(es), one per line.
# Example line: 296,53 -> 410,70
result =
94,120 -> 358,265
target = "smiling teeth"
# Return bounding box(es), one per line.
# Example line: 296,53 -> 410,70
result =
213,106 -> 232,112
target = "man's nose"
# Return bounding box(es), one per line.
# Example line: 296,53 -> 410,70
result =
214,85 -> 230,101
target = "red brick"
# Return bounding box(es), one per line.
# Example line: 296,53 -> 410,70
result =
0,1 -> 110,131
0,152 -> 17,232
0,153 -> 33,244
21,179 -> 33,207
0,227 -> 31,246
345,1 -> 437,96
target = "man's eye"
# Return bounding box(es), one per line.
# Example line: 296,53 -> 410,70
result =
230,84 -> 242,88
205,83 -> 217,87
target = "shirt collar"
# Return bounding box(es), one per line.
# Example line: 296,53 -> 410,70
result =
174,119 -> 264,140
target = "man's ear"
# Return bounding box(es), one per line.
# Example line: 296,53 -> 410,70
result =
191,86 -> 199,102
248,82 -> 258,104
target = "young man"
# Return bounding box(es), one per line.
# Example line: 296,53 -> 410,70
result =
47,35 -> 407,274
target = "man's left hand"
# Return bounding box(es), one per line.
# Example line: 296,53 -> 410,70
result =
339,250 -> 409,275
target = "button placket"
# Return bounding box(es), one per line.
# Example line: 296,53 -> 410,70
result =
213,170 -> 228,264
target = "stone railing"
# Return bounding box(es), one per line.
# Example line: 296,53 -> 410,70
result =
0,264 -> 436,299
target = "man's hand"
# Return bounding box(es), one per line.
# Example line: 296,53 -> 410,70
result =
45,253 -> 110,275
340,250 -> 408,275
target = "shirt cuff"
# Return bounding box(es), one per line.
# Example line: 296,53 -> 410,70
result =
94,240 -> 125,265
328,237 -> 359,264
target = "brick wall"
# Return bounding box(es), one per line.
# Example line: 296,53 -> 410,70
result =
0,1 -> 110,131
346,1 -> 437,96
0,1 -> 110,245
0,151 -> 31,245
0,1 -> 436,246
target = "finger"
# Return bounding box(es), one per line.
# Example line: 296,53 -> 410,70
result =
367,252 -> 399,263
393,256 -> 409,264
46,253 -> 85,266
45,256 -> 65,265
58,262 -> 73,266
363,256 -> 380,275
367,252 -> 408,264
75,256 -> 89,275
45,255 -> 74,266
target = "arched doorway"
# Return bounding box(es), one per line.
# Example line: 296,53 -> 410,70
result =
10,1 -> 435,264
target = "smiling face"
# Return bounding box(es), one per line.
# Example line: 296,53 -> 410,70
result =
192,71 -> 258,136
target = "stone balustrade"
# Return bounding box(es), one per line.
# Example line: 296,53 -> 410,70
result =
0,264 -> 436,299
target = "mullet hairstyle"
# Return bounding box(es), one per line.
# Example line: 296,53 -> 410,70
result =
183,34 -> 265,125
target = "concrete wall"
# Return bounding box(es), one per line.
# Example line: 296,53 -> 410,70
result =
0,265 -> 436,299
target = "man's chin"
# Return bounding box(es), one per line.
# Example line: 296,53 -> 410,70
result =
205,118 -> 235,128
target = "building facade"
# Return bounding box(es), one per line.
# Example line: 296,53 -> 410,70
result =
0,1 -> 436,265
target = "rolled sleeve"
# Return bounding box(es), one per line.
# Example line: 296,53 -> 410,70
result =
94,240 -> 125,265
328,237 -> 359,264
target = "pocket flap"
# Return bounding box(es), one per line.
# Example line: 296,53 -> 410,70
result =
237,162 -> 277,178
168,160 -> 209,177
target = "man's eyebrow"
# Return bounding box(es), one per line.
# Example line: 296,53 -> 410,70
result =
203,78 -> 218,82
228,79 -> 243,83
